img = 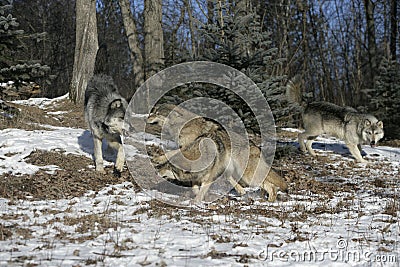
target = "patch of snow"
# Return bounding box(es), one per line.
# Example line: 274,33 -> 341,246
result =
11,93 -> 69,109
281,128 -> 302,133
0,100 -> 398,266
47,111 -> 68,115
0,127 -> 90,175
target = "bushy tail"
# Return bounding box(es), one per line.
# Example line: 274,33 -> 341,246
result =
286,75 -> 303,106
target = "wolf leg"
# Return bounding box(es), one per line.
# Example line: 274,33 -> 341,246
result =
298,132 -> 307,153
108,140 -> 124,176
192,184 -> 200,195
305,138 -> 317,156
193,174 -> 215,203
93,137 -> 105,173
299,131 -> 317,156
263,181 -> 277,202
115,143 -> 125,176
227,176 -> 246,195
347,143 -> 367,163
193,183 -> 211,203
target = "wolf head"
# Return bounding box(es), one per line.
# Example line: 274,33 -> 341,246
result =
362,119 -> 384,147
104,99 -> 126,134
147,111 -> 166,126
147,104 -> 178,126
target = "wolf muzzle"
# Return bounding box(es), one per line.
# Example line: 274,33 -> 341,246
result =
370,140 -> 376,148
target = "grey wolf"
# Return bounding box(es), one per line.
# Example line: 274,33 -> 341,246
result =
148,104 -> 288,202
298,101 -> 384,163
84,74 -> 128,176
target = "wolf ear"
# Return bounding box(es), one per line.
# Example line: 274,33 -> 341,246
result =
110,99 -> 122,109
364,119 -> 371,126
377,121 -> 383,128
147,114 -> 164,125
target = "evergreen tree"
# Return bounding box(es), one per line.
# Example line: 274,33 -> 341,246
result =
198,5 -> 295,128
363,57 -> 400,139
0,0 -> 49,93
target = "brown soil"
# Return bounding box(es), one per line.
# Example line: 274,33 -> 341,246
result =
0,150 -> 135,200
0,97 -> 86,131
0,98 -> 398,207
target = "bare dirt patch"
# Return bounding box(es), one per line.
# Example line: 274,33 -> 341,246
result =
44,98 -> 87,128
0,98 -> 86,130
0,150 -> 134,200
0,102 -> 60,131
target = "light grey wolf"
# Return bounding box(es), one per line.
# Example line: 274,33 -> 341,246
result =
148,104 -> 288,202
84,74 -> 128,176
298,101 -> 384,163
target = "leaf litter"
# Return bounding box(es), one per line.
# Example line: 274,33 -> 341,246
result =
0,95 -> 398,266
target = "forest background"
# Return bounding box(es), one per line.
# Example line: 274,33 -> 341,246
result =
1,0 -> 399,137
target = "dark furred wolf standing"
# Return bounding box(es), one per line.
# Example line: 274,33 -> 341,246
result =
84,74 -> 128,176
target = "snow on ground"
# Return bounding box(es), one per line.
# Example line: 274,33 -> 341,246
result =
0,127 -> 89,175
11,93 -> 69,109
0,97 -> 399,266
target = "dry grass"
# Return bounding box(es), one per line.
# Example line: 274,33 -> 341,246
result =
1,100 -> 398,217
0,98 -> 86,131
0,150 -> 133,200
1,103 -> 59,131
44,98 -> 87,128
0,97 -> 399,266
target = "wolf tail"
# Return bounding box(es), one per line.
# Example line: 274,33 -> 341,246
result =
286,75 -> 303,106
286,75 -> 316,107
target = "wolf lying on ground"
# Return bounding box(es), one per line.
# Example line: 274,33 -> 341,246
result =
84,74 -> 128,176
298,101 -> 384,163
148,104 -> 288,202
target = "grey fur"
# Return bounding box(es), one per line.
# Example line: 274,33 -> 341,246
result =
149,104 -> 288,202
84,74 -> 128,175
298,101 -> 384,163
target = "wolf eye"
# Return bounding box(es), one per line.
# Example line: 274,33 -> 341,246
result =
366,131 -> 372,135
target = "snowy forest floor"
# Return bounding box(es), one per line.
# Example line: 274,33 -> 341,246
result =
0,95 -> 399,266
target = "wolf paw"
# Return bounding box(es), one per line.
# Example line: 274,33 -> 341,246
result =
266,189 -> 277,202
298,147 -> 307,154
152,155 -> 168,165
95,166 -> 106,174
267,195 -> 277,202
357,158 -> 368,163
308,150 -> 317,157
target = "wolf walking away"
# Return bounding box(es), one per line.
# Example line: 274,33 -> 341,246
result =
298,101 -> 384,163
148,104 -> 288,202
84,74 -> 128,176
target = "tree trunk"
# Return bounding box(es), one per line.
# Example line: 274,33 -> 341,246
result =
390,0 -> 397,60
183,0 -> 196,58
297,1 -> 313,97
363,0 -> 377,83
217,0 -> 224,38
69,0 -> 98,104
352,0 -> 363,106
144,0 -> 164,79
276,0 -> 290,76
118,0 -> 144,88
205,0 -> 215,50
